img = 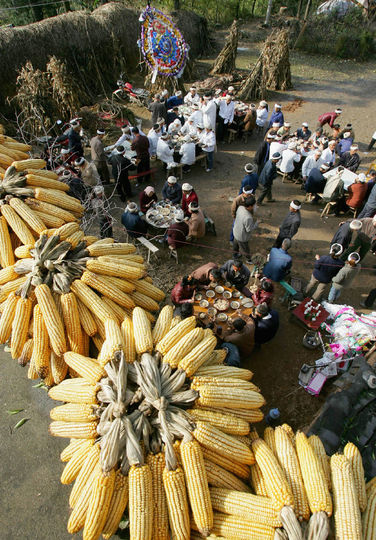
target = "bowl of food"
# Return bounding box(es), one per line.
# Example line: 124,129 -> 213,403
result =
206,290 -> 215,298
195,293 -> 203,301
216,313 -> 228,322
199,299 -> 209,308
207,307 -> 217,317
199,312 -> 206,320
232,290 -> 241,298
215,285 -> 224,294
223,290 -> 232,299
213,298 -> 229,312
209,282 -> 217,288
225,281 -> 231,287
230,300 -> 240,309
243,301 -> 253,308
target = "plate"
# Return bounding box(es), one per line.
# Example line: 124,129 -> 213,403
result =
223,290 -> 232,299
199,312 -> 206,320
195,293 -> 203,301
232,290 -> 241,298
206,290 -> 215,298
213,298 -> 229,312
243,301 -> 253,308
216,313 -> 228,322
215,286 -> 224,294
199,299 -> 209,308
230,301 -> 240,309
225,282 -> 231,287
207,307 -> 217,316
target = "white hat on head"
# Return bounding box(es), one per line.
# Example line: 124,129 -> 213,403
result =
190,86 -> 196,91
176,90 -> 182,96
302,122 -> 309,127
126,202 -> 138,213
272,122 -> 280,128
161,89 -> 168,97
284,122 -> 291,127
196,123 -> 204,130
328,139 -> 337,146
275,103 -> 282,109
357,173 -> 366,182
243,187 -> 254,195
348,252 -> 360,263
167,176 -> 177,184
274,135 -> 282,141
192,103 -> 199,109
182,183 -> 192,191
74,157 -> 86,166
244,163 -> 255,173
183,135 -> 191,143
343,132 -> 351,138
97,129 -> 105,135
94,185 -> 104,195
272,152 -> 281,160
288,142 -> 296,150
228,86 -> 235,91
260,100 -> 268,107
188,202 -> 199,211
335,108 -> 342,114
350,144 -> 359,151
60,148 -> 70,155
173,119 -> 181,125
62,170 -> 71,178
330,243 -> 343,256
161,133 -> 169,140
350,219 -> 362,230
290,200 -> 301,210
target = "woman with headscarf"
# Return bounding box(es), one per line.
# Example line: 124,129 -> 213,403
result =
171,275 -> 198,305
139,186 -> 157,213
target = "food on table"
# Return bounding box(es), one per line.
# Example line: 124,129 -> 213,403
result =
215,286 -> 224,294
223,290 -> 232,299
207,307 -> 217,316
200,299 -> 209,308
231,301 -> 240,309
206,290 -> 215,298
213,298 -> 229,312
217,313 -> 228,322
195,293 -> 203,301
232,290 -> 241,298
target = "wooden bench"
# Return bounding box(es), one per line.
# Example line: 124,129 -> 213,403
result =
280,280 -> 298,303
137,236 -> 159,263
195,154 -> 207,168
129,168 -> 157,184
227,128 -> 238,144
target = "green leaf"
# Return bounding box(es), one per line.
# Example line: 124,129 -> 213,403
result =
7,409 -> 24,415
32,382 -> 46,388
13,418 -> 30,430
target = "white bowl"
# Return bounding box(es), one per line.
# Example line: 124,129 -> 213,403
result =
206,290 -> 215,298
215,285 -> 224,294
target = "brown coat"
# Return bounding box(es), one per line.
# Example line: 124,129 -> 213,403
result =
191,262 -> 218,285
231,194 -> 246,219
224,320 -> 255,360
243,110 -> 256,132
188,209 -> 205,239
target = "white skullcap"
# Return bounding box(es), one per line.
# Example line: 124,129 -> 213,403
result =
205,124 -> 213,130
274,135 -> 282,141
126,202 -> 138,213
173,119 -> 180,125
176,90 -> 182,96
275,103 -> 282,108
161,89 -> 168,96
188,116 -> 194,122
196,124 -> 204,129
284,122 -> 291,127
272,122 -> 280,128
358,173 -> 366,182
167,176 -> 177,184
348,252 -> 360,263
188,202 -> 199,211
302,122 -> 309,127
183,135 -> 191,143
243,187 -> 254,194
97,129 -> 105,135
182,183 -> 192,191
350,219 -> 362,230
228,86 -> 235,91
60,148 -> 70,155
260,100 -> 268,107
190,86 -> 196,91
266,133 -> 275,139
74,157 -> 85,166
244,163 -> 255,173
272,152 -> 281,159
161,133 -> 169,139
335,108 -> 342,113
94,185 -> 104,195
62,170 -> 71,178
320,163 -> 330,171
288,142 -> 296,150
350,144 -> 359,150
329,139 -> 337,145
330,243 -> 343,256
290,201 -> 301,210
343,132 -> 351,138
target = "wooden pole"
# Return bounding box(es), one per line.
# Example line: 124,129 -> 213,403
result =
264,0 -> 273,26
303,0 -> 312,21
297,0 -> 303,19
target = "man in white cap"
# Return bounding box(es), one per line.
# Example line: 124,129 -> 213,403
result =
336,131 -> 353,156
186,201 -> 205,241
67,120 -> 83,158
109,145 -> 134,201
167,211 -> 189,250
301,149 -> 323,183
269,134 -> 286,160
179,135 -> 196,173
218,95 -> 235,142
162,175 -> 182,205
180,116 -> 197,138
341,215 -> 376,260
231,184 -> 256,219
232,195 -> 258,263
344,173 -> 368,211
201,95 -> 217,134
277,122 -> 291,141
59,147 -> 71,165
256,101 -> 269,128
296,122 -> 311,141
254,133 -> 274,175
321,139 -> 337,167
328,252 -> 361,303
168,118 -> 182,136
318,108 -> 342,128
226,86 -> 235,97
268,103 -> 284,129
166,90 -> 183,109
239,163 -> 259,194
241,103 -> 257,136
339,144 -> 361,172
257,153 -> 281,205
74,156 -> 101,187
305,244 -> 345,301
184,86 -> 200,107
121,202 -> 147,239
181,183 -> 198,216
279,142 -> 301,177
305,162 -> 330,203
91,185 -> 113,239
156,133 -> 174,168
147,124 -> 162,158
90,129 -> 110,184
200,124 -> 216,172
275,200 -> 302,248
190,103 -> 203,127
331,218 -> 362,251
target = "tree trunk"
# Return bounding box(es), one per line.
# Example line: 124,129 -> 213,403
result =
264,0 -> 273,26
251,0 -> 258,16
174,0 -> 180,10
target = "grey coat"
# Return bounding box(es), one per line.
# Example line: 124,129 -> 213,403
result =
233,206 -> 257,242
332,263 -> 361,289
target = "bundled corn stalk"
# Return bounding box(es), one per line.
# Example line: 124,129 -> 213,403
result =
0,231 -> 165,386
49,307 -> 272,540
210,20 -> 239,76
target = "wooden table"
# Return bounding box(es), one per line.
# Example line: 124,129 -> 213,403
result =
292,298 -> 329,331
192,285 -> 254,335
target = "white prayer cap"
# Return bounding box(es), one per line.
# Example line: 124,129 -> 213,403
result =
225,95 -> 233,100
275,103 -> 282,109
60,148 -> 70,155
161,133 -> 169,139
266,133 -> 275,139
343,132 -> 351,138
228,86 -> 235,91
274,135 -> 282,141
288,142 -> 296,150
302,122 -> 309,127
176,90 -> 182,96
167,175 -> 177,184
196,123 -> 204,130
190,87 -> 196,92
173,119 -> 181,125
94,185 -> 104,195
126,202 -> 138,213
320,163 -> 330,171
74,157 -> 86,166
314,149 -> 322,155
188,201 -> 200,211
205,124 -> 213,130
203,95 -> 210,101
192,103 -> 199,109
182,183 -> 192,191
348,252 -> 360,263
260,100 -> 268,107
284,122 -> 291,127
272,122 -> 280,128
62,170 -> 71,178
357,173 -> 366,182
97,129 -> 105,135
350,219 -> 362,230
335,108 -> 342,114
243,187 -> 254,194
244,163 -> 255,173
290,200 -> 301,210
161,89 -> 168,96
188,116 -> 194,122
350,144 -> 359,151
183,135 -> 191,143
330,243 -> 343,256
272,152 -> 281,159
328,139 -> 337,146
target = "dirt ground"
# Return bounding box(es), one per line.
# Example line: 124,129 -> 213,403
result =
1,18 -> 376,540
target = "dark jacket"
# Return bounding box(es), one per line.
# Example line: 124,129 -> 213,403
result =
139,191 -> 157,213
220,260 -> 250,290
263,248 -> 292,282
149,101 -> 167,124
259,160 -> 277,187
312,255 -> 344,283
131,135 -> 150,159
296,128 -> 311,141
67,128 -> 83,155
336,138 -> 353,156
339,151 -> 360,173
305,168 -> 326,194
239,173 -> 259,194
166,95 -> 183,108
167,221 -> 189,249
109,153 -> 132,181
121,211 -> 147,238
67,176 -> 89,202
166,110 -> 185,127
254,310 -> 279,344
268,110 -> 284,128
331,221 -> 353,250
162,181 -> 182,204
279,210 -> 301,239
254,140 -> 271,168
224,321 -> 255,360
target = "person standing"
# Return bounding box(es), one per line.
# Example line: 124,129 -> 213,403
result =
341,215 -> 376,260
328,252 -> 361,303
275,200 -> 301,248
109,145 -> 133,201
90,129 -> 109,184
254,133 -> 274,175
166,90 -> 183,109
201,95 -> 217,134
256,101 -> 269,129
231,186 -> 255,220
91,185 -> 112,239
232,196 -> 258,263
74,157 -> 100,187
268,103 -> 284,129
147,124 -> 161,157
186,202 -> 205,241
179,135 -> 196,172
318,108 -> 342,128
263,239 -> 292,282
305,244 -> 345,301
156,133 -> 174,168
149,94 -> 167,125
367,129 -> 376,151
217,95 -> 235,142
131,127 -> 150,181
201,125 -> 216,173
239,163 -> 259,194
68,121 -> 83,158
257,152 -> 281,205
338,144 -> 361,173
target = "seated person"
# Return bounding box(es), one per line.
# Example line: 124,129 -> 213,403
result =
190,263 -> 221,287
222,317 -> 255,362
252,278 -> 274,307
171,275 -> 198,305
220,257 -> 250,293
179,135 -> 196,173
167,214 -> 189,251
263,238 -> 292,282
139,186 -> 157,214
121,202 -> 147,239
173,301 -> 194,320
252,302 -> 279,345
157,133 -> 174,167
182,183 -> 198,216
346,173 -> 368,209
305,162 -> 330,203
162,175 -> 182,205
186,202 -> 205,241
168,118 -> 182,135
219,343 -> 241,367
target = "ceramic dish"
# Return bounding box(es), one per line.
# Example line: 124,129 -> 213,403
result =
207,307 -> 217,316
223,290 -> 232,299
225,281 -> 231,287
213,298 -> 229,312
199,312 -> 206,320
243,301 -> 253,308
216,313 -> 228,322
215,285 -> 224,294
195,293 -> 203,301
206,290 -> 215,298
230,300 -> 240,309
209,282 -> 217,288
232,290 -> 241,298
199,299 -> 209,308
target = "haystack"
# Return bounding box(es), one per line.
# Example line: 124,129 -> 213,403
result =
210,20 -> 239,75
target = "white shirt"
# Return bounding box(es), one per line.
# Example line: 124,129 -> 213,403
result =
147,129 -> 161,156
279,149 -> 301,173
114,133 -> 132,147
180,122 -> 197,138
201,130 -> 216,153
256,108 -> 268,127
157,138 -> 174,164
179,142 -> 196,165
321,147 -> 336,165
190,109 -> 203,127
202,100 -> 217,131
269,141 -> 286,159
168,120 -> 182,135
184,91 -> 200,107
302,153 -> 324,178
218,100 -> 235,124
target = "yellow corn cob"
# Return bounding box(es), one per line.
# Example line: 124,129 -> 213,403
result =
92,313 -> 106,340
10,296 -> 32,360
43,366 -> 55,387
163,466 -> 190,540
50,351 -> 68,385
194,364 -> 253,380
92,333 -> 104,352
64,352 -> 104,384
99,275 -> 135,293
34,187 -> 83,213
120,317 -> 135,363
179,332 -> 217,376
12,158 -> 46,171
362,483 -> 376,540
25,173 -> 70,191
201,444 -> 250,480
263,427 -> 277,457
0,145 -> 28,160
89,238 -> 115,246
146,453 -> 169,540
68,464 -> 100,533
130,290 -> 159,312
275,426 -> 310,521
8,197 -> 46,234
251,438 -> 294,511
83,467 -> 115,540
211,513 -> 274,540
55,222 -> 80,240
204,349 -> 227,366
81,270 -> 135,309
65,229 -> 84,248
35,284 -> 66,356
331,453 -> 362,540
69,444 -> 101,508
18,337 -> 33,366
170,315 -> 181,328
14,244 -> 33,259
0,291 -> 18,343
250,461 -> 269,497
209,487 -> 282,527
102,318 -> 124,362
49,420 -> 98,439
100,297 -> 127,325
98,255 -> 146,270
197,406 -> 263,423
281,424 -> 295,445
163,327 -> 204,368
366,477 -> 376,497
83,235 -> 98,246
48,378 -> 98,405
204,458 -> 250,492
50,403 -> 97,423
27,354 -> 38,380
70,280 -> 115,323
76,298 -> 97,337
0,152 -> 13,167
197,385 -> 265,410
102,470 -> 129,540
26,168 -> 57,178
0,276 -> 28,303
152,305 -> 174,346
194,420 -> 255,465
87,242 -> 136,257
192,376 -> 259,392
3,140 -> 31,152
60,438 -> 89,462
60,439 -> 95,484
30,304 -> 50,378
343,442 -> 367,512
86,259 -> 144,280
1,204 -> 35,245
134,279 -> 165,301
129,464 -> 153,540
187,408 -> 250,436
156,315 -> 197,355
25,198 -> 78,222
132,307 -> 153,354
308,435 -> 331,491
60,292 -> 83,354
0,215 -> 15,267
34,210 -> 64,228
0,264 -> 18,285
295,431 -> 332,515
